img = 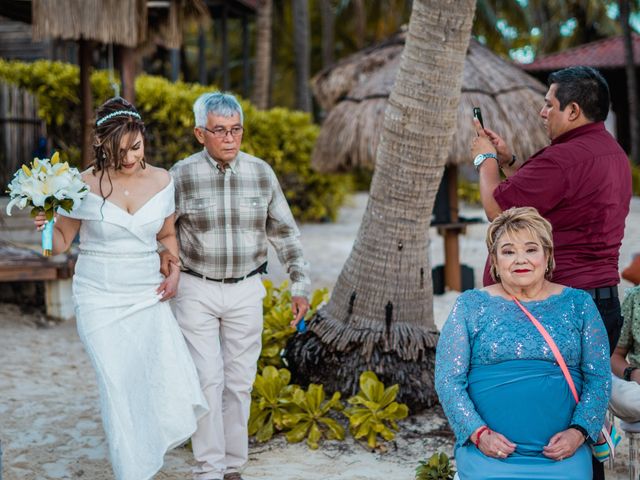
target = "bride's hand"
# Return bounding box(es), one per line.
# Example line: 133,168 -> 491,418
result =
34,211 -> 58,230
34,211 -> 47,230
157,265 -> 180,301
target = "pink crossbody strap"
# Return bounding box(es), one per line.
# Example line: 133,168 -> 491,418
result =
512,296 -> 580,404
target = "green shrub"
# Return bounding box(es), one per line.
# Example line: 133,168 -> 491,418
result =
259,280 -> 328,370
416,452 -> 456,480
248,366 -> 299,442
631,161 -> 640,196
249,365 -> 406,450
0,59 -> 352,221
283,384 -> 345,449
344,371 -> 409,449
457,177 -> 481,205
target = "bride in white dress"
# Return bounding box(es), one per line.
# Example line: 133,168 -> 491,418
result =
35,97 -> 208,480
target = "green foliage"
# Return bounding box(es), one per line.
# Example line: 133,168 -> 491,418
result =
282,384 -> 346,449
415,453 -> 456,480
0,59 -> 352,222
259,280 -> 328,370
474,0 -> 623,60
457,177 -> 481,205
631,160 -> 640,196
344,371 -> 409,449
242,106 -> 353,221
248,366 -> 298,442
248,366 -> 407,450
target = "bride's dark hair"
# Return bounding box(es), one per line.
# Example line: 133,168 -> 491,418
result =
92,97 -> 146,201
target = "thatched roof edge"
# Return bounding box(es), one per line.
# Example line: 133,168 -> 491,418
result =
32,0 -> 147,47
311,37 -> 550,171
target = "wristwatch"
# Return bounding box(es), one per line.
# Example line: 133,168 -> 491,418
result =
568,424 -> 589,441
623,366 -> 638,381
473,153 -> 498,171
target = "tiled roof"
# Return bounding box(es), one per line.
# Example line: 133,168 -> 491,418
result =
521,33 -> 640,71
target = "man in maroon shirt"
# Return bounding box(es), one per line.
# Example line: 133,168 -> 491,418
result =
471,66 -> 631,479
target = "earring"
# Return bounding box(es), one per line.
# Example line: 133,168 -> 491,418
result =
140,157 -> 146,169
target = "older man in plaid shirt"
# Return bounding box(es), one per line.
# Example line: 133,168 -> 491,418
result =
163,92 -> 310,480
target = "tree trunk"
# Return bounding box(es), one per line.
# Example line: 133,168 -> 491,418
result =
285,0 -> 476,411
320,0 -> 335,69
198,26 -> 207,85
353,0 -> 366,49
242,15 -> 251,97
292,0 -> 312,112
251,0 -> 273,109
221,4 -> 230,91
79,39 -> 93,169
620,0 -> 639,164
118,46 -> 138,104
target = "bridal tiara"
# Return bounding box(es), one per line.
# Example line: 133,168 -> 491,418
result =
96,110 -> 142,126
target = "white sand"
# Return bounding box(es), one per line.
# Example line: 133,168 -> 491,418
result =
1,193 -> 638,479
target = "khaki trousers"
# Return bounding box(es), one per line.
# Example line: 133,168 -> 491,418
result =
173,273 -> 265,480
610,374 -> 640,423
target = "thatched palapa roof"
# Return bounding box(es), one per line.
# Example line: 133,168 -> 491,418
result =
32,0 -> 148,47
32,0 -> 209,49
311,32 -> 550,171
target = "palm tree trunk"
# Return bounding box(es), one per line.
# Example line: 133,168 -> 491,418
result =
285,0 -> 476,411
353,0 -> 366,49
79,39 -> 94,169
292,0 -> 312,112
252,0 -> 273,109
620,0 -> 639,164
320,0 -> 335,69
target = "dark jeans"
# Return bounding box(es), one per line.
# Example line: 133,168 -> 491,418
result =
590,295 -> 623,480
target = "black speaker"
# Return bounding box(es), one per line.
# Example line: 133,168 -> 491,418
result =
431,264 -> 475,295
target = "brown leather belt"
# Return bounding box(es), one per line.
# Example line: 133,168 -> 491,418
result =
183,262 -> 267,284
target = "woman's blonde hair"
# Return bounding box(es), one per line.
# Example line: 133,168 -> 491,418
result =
486,207 -> 555,282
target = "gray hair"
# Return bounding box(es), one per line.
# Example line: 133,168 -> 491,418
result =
193,92 -> 244,127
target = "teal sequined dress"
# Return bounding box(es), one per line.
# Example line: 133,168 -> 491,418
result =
435,288 -> 610,480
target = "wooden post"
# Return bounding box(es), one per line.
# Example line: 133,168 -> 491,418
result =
119,46 -> 137,104
443,165 -> 462,291
79,39 -> 93,169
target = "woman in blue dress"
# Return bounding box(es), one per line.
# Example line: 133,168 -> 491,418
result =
435,207 -> 611,480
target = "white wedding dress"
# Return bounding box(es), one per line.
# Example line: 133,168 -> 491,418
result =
59,179 -> 208,480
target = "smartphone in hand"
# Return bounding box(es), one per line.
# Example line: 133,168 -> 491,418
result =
473,107 -> 484,129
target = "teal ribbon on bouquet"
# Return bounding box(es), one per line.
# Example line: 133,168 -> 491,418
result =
42,218 -> 54,256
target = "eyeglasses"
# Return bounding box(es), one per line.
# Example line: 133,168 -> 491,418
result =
200,126 -> 244,139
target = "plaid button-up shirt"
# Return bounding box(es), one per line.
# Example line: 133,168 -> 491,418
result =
170,149 -> 310,298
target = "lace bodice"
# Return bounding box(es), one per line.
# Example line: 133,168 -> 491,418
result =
435,288 -> 611,445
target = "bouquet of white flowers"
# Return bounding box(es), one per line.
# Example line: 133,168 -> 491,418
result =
6,152 -> 88,256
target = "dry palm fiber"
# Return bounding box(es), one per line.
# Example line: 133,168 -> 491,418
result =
311,34 -> 549,172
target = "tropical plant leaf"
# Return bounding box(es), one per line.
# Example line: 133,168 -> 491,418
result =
344,371 -> 409,449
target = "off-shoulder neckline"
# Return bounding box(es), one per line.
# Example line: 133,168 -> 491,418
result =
87,177 -> 173,217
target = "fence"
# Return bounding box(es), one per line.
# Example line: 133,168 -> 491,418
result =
0,82 -> 47,189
